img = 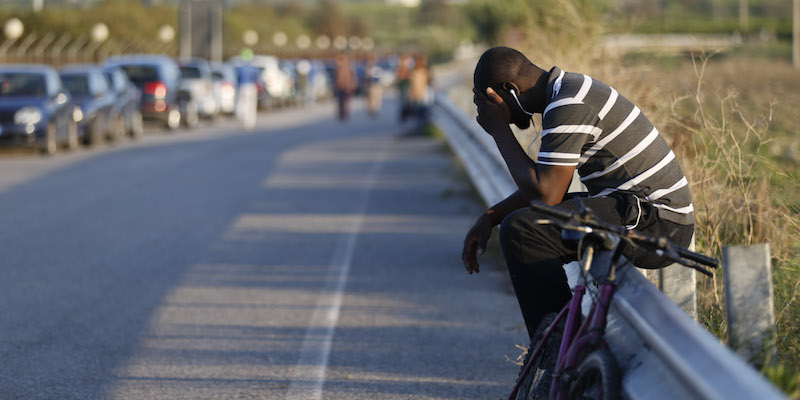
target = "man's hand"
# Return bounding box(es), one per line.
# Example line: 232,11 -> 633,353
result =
462,211 -> 495,274
473,86 -> 511,136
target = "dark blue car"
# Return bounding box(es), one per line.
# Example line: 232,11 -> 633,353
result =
104,66 -> 143,139
60,65 -> 116,146
0,65 -> 77,155
105,55 -> 196,130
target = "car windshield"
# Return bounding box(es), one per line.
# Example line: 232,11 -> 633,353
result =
180,66 -> 202,79
60,75 -> 91,96
119,65 -> 160,87
0,73 -> 46,97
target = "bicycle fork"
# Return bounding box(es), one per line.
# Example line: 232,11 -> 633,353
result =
550,245 -> 619,400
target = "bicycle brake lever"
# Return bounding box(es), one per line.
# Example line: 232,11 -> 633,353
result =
657,248 -> 714,277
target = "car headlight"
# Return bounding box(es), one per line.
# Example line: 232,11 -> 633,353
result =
72,106 -> 84,122
14,107 -> 42,125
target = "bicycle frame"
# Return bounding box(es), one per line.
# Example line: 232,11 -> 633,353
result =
509,235 -> 620,400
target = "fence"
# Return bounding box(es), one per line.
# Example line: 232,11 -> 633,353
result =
0,31 -> 177,67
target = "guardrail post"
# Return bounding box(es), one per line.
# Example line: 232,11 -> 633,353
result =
723,243 -> 776,366
659,262 -> 697,319
654,235 -> 697,318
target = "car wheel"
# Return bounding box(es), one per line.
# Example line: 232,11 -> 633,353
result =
111,114 -> 125,142
130,110 -> 144,139
182,100 -> 199,129
90,118 -> 104,146
67,119 -> 79,150
41,122 -> 57,156
166,109 -> 181,131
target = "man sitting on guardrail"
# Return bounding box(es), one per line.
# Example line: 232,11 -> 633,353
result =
461,46 -> 695,341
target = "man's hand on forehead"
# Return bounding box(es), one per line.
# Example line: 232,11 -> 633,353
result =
473,86 -> 511,136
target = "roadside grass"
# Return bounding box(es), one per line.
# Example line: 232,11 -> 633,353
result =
441,0 -> 800,388
507,27 -> 800,392
609,50 -> 800,395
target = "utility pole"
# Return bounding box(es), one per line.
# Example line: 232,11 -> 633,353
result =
794,0 -> 799,69
179,0 -> 223,61
739,0 -> 749,32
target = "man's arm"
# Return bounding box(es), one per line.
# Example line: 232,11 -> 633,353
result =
463,87 -> 579,275
461,190 -> 527,274
492,127 -> 575,205
474,87 -> 575,205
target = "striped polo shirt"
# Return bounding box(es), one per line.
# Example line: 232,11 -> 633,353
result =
537,67 -> 694,225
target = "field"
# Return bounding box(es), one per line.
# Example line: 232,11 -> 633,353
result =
656,49 -> 800,393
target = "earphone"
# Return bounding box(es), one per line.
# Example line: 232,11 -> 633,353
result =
508,87 -> 534,116
505,85 -> 539,139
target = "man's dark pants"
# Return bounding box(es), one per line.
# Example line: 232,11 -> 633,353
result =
498,194 -> 694,341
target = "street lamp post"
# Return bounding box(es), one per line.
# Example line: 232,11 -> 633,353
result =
362,37 -> 375,52
1,18 -> 25,61
296,34 -> 311,51
348,36 -> 362,51
272,31 -> 287,56
243,30 -> 259,47
158,25 -> 175,55
333,35 -> 347,51
85,23 -> 109,61
316,35 -> 331,51
272,31 -> 288,47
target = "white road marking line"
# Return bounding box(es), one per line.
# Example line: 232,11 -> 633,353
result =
284,144 -> 387,400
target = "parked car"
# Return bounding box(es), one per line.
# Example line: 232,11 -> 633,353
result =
105,55 -> 197,130
60,65 -> 117,145
178,58 -> 218,119
103,66 -> 143,139
210,62 -> 237,115
0,65 -> 77,154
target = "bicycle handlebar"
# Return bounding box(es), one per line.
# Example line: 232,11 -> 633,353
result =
529,200 -> 719,275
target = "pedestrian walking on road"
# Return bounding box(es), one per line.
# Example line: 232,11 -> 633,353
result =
234,63 -> 259,130
365,53 -> 384,118
333,54 -> 357,121
396,53 -> 413,122
407,54 -> 433,126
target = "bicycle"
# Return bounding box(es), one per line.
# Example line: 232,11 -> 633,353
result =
509,200 -> 719,400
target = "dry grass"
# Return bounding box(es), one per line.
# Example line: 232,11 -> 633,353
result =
449,2 -> 800,389
583,50 -> 800,395
514,28 -> 800,392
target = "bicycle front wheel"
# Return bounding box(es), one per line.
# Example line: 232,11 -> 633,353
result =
515,312 -> 562,400
566,348 -> 621,400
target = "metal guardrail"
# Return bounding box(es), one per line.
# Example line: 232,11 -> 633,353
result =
432,94 -> 786,400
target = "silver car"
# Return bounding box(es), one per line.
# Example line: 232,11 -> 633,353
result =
177,58 -> 218,119
210,62 -> 237,115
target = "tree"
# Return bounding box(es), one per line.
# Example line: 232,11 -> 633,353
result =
310,0 -> 348,38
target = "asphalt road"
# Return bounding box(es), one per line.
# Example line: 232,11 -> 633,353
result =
0,98 -> 526,400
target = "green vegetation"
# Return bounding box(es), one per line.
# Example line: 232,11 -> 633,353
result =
0,0 -> 474,61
